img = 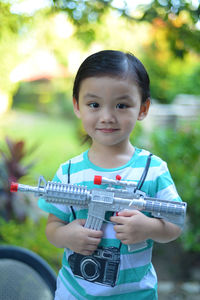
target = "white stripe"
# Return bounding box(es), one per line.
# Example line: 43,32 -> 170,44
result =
156,184 -> 179,201
69,167 -> 159,185
70,168 -> 127,183
137,149 -> 150,157
145,165 -> 167,181
121,247 -> 152,269
58,271 -> 86,300
101,222 -> 116,239
56,165 -> 64,181
69,162 -> 168,185
126,165 -> 166,182
71,153 -> 84,164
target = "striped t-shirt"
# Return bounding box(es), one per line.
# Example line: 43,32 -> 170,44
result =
38,148 -> 181,300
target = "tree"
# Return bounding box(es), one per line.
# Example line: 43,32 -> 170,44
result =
1,0 -> 199,105
0,2 -> 30,96
150,120 -> 200,252
52,0 -> 200,56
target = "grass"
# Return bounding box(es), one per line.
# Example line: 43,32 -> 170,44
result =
0,109 -> 87,183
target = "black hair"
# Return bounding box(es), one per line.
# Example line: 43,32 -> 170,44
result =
73,50 -> 150,104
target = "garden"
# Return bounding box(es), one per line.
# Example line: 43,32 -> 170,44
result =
0,0 -> 200,298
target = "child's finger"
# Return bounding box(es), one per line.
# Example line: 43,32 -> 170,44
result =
117,210 -> 141,217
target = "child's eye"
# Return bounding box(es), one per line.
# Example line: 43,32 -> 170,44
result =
88,102 -> 99,108
116,103 -> 128,109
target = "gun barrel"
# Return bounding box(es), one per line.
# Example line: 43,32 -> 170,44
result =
113,197 -> 186,222
143,198 -> 186,216
45,181 -> 90,206
10,182 -> 41,194
10,179 -> 91,207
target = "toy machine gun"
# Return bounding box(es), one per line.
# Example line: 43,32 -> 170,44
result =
10,175 -> 187,252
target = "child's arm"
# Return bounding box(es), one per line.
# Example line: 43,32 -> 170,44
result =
46,213 -> 103,255
110,210 -> 181,246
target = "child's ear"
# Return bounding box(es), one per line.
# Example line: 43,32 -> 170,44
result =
73,97 -> 81,118
137,98 -> 150,121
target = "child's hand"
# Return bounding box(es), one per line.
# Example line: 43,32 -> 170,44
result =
110,210 -> 151,245
46,214 -> 103,256
63,219 -> 103,256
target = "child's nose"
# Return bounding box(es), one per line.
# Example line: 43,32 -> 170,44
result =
100,108 -> 116,123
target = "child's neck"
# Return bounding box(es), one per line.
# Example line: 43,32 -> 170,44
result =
88,142 -> 135,169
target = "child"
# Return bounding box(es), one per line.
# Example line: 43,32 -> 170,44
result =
38,50 -> 182,299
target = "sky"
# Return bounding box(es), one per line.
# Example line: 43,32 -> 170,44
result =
10,0 -> 51,15
9,0 -> 153,15
9,0 -> 200,16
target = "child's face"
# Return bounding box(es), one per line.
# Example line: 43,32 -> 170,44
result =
73,76 -> 149,148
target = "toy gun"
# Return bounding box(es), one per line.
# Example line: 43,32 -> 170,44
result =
10,175 -> 187,252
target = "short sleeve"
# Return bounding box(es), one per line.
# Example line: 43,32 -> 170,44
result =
152,161 -> 182,202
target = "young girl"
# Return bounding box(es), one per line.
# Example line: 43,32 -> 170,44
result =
38,50 -> 182,299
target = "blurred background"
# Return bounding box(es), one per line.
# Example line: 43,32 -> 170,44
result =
0,0 -> 200,298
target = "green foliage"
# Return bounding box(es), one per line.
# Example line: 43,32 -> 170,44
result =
142,50 -> 173,103
169,63 -> 200,97
0,112 -> 82,273
142,54 -> 200,103
0,136 -> 36,221
0,136 -> 36,182
0,2 -> 30,95
0,216 -> 62,272
0,111 -> 86,181
52,0 -> 200,55
52,0 -> 110,25
140,0 -> 200,57
150,120 -> 200,252
130,122 -> 144,148
1,0 -> 199,107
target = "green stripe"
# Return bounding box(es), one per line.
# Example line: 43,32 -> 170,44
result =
157,171 -> 173,189
52,174 -> 62,182
61,149 -> 163,176
61,163 -> 70,175
61,155 -> 86,176
130,156 -> 161,169
117,263 -> 151,284
75,209 -> 115,221
57,150 -> 165,188
81,149 -> 141,172
98,238 -> 153,254
76,209 -> 88,219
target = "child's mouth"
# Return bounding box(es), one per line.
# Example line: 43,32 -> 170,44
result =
97,128 -> 119,133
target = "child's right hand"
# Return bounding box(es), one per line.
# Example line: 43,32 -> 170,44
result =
46,214 -> 103,256
64,219 -> 103,255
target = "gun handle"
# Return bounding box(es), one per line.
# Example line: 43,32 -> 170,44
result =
84,216 -> 103,231
128,241 -> 147,252
84,203 -> 105,231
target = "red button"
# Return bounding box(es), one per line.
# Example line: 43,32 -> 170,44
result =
94,176 -> 102,185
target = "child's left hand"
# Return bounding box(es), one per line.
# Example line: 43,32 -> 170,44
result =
110,210 -> 152,245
